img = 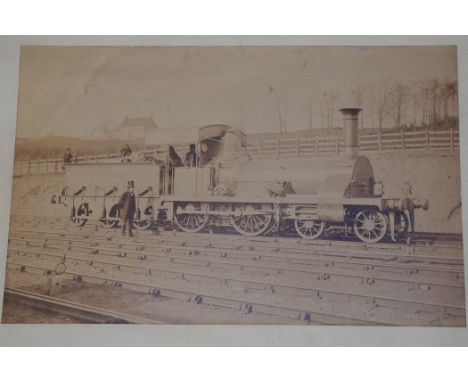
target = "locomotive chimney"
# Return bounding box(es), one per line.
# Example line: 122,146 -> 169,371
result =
339,108 -> 362,159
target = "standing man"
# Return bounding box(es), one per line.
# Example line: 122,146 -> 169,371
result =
167,145 -> 183,167
184,144 -> 198,167
119,180 -> 136,237
120,143 -> 132,162
63,147 -> 73,164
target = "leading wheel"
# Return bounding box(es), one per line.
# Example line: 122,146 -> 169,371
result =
294,218 -> 325,240
230,204 -> 273,237
174,202 -> 209,233
353,209 -> 388,243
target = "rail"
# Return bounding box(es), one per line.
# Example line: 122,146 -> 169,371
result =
13,128 -> 459,176
4,287 -> 162,324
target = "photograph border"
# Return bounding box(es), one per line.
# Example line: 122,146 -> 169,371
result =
0,35 -> 467,346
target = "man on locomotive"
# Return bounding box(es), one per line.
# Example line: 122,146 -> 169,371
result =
167,145 -> 183,167
184,143 -> 198,167
118,180 -> 136,237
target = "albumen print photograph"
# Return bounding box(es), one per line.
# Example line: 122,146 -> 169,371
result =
1,45 -> 464,325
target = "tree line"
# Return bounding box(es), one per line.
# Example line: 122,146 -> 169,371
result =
317,78 -> 458,132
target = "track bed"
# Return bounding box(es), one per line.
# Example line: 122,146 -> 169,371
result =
3,215 -> 466,326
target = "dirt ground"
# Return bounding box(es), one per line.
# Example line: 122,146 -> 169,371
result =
2,298 -> 80,324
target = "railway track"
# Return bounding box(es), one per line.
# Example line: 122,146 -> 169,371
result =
7,230 -> 464,287
11,214 -> 464,249
4,215 -> 467,326
9,215 -> 465,260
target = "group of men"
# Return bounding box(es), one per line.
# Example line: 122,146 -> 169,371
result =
117,144 -> 199,237
64,143 -> 197,167
167,144 -> 198,168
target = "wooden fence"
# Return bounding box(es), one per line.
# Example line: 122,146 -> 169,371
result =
13,152 -> 122,177
245,128 -> 460,159
12,146 -> 184,177
13,128 -> 460,176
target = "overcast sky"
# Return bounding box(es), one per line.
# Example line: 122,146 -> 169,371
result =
16,46 -> 457,138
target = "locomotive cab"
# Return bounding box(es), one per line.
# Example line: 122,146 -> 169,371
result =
146,124 -> 247,198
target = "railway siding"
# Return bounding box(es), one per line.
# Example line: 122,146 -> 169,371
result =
4,215 -> 466,326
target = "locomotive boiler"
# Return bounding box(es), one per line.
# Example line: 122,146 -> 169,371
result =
52,108 -> 429,243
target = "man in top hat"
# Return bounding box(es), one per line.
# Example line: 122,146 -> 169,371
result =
118,180 -> 136,237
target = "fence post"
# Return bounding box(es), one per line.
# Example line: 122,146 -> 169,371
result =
46,158 -> 49,173
426,129 -> 430,149
335,137 -> 339,155
401,131 -> 405,151
296,136 -> 300,156
450,127 -> 454,152
277,139 -> 280,159
28,160 -> 31,176
55,158 -> 58,172
378,131 -> 383,152
37,159 -> 40,174
315,136 -> 319,156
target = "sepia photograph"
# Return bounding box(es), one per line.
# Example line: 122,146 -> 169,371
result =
1,45 -> 464,326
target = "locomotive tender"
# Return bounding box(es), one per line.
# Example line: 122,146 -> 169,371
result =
52,108 -> 428,243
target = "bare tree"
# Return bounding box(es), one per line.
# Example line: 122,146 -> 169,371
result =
351,88 -> 364,129
277,108 -> 284,136
321,92 -> 337,133
308,98 -> 313,131
320,98 -> 325,130
376,87 -> 388,132
389,84 -> 409,130
445,80 -> 458,126
429,78 -> 440,127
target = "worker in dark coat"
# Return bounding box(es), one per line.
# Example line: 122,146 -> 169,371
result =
184,144 -> 198,167
167,145 -> 183,167
118,180 -> 136,237
63,148 -> 73,164
120,144 -> 132,162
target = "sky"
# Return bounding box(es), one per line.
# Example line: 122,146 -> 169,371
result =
15,46 -> 458,138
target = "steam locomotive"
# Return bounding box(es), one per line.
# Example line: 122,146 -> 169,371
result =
52,108 -> 429,243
